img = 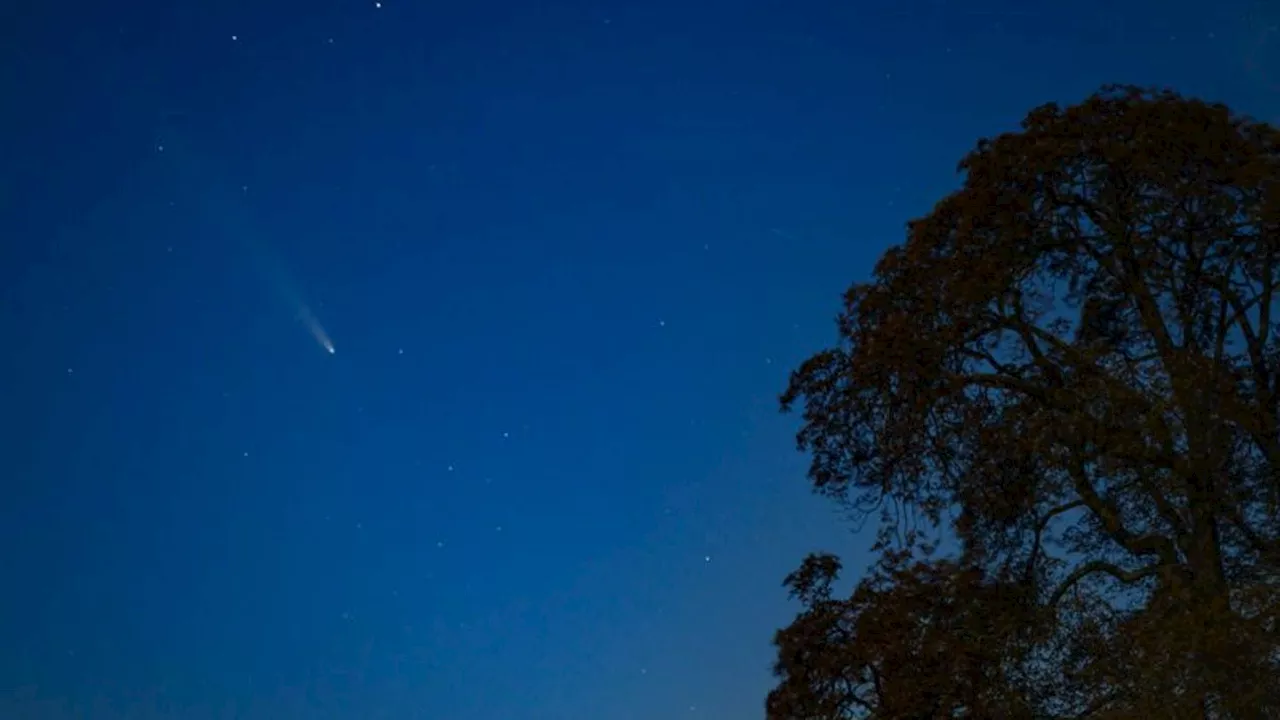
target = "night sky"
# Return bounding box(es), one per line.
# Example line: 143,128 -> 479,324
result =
2,0 -> 1276,718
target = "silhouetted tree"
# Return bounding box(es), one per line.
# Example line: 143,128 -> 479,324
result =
768,85 -> 1280,719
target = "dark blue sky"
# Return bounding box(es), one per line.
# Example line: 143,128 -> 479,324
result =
2,0 -> 1276,718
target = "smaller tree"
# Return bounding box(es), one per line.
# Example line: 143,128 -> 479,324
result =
768,551 -> 1050,719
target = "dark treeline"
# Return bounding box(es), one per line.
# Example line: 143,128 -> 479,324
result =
767,85 -> 1280,719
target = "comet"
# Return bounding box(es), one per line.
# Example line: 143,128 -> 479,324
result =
294,298 -> 336,356
154,114 -> 339,357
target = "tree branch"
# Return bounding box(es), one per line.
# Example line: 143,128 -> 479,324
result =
1048,559 -> 1162,607
1227,508 -> 1280,564
1024,499 -> 1086,583
1065,458 -> 1179,565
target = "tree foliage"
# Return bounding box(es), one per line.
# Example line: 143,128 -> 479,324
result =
768,85 -> 1280,719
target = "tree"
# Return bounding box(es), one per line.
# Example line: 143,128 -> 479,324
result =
767,85 -> 1280,719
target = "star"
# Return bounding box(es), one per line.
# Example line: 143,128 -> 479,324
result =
230,34 -> 238,41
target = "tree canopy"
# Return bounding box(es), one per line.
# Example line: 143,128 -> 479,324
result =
768,85 -> 1280,719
